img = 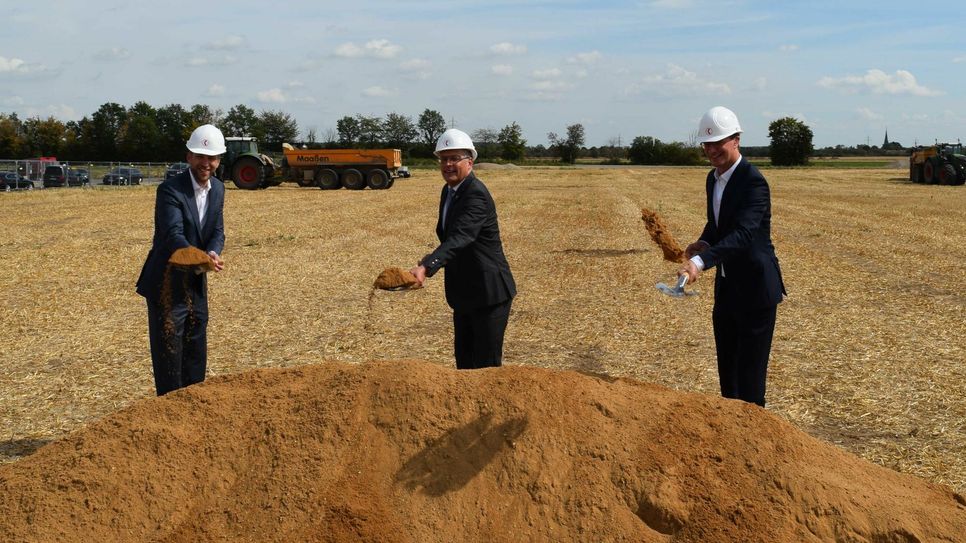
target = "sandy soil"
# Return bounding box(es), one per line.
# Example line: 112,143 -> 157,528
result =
1,360 -> 963,542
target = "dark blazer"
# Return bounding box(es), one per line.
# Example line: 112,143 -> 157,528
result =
136,171 -> 225,302
696,157 -> 785,310
421,172 -> 516,312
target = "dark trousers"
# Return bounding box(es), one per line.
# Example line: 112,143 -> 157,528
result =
452,299 -> 512,369
712,302 -> 777,407
147,295 -> 209,396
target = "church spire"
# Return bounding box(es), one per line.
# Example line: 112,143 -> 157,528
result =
883,129 -> 889,147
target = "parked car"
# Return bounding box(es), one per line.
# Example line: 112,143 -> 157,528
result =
0,171 -> 34,190
165,162 -> 189,179
102,167 -> 143,185
42,165 -> 68,188
69,168 -> 90,186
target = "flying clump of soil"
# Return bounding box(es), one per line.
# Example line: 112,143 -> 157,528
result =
641,208 -> 685,263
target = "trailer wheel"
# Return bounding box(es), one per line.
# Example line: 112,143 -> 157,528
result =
316,168 -> 340,190
923,160 -> 937,184
367,169 -> 391,190
296,175 -> 316,187
341,168 -> 366,190
232,156 -> 265,190
911,164 -> 923,183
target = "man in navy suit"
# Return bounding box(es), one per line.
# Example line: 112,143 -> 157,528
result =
411,129 -> 516,369
679,107 -> 785,407
136,124 -> 226,395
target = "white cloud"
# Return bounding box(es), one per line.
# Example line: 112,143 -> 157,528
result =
185,55 -> 237,67
1,96 -> 25,107
0,55 -> 46,74
287,81 -> 305,89
491,64 -> 513,76
256,88 -> 287,103
532,68 -> 562,79
490,42 -> 527,56
93,48 -> 130,61
567,51 -> 602,65
24,104 -> 78,120
857,107 -> 883,121
530,80 -> 572,92
817,69 -> 941,96
362,86 -> 395,97
210,35 -> 246,50
335,39 -> 401,59
400,58 -> 432,79
750,77 -> 767,91
779,44 -> 799,52
648,0 -> 693,7
252,88 -> 316,104
626,63 -> 731,97
206,84 -> 225,97
575,69 -> 588,78
954,55 -> 966,63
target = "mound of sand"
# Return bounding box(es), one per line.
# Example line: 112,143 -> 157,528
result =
1,361 -> 963,542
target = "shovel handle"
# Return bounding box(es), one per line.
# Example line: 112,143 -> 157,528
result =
676,274 -> 689,290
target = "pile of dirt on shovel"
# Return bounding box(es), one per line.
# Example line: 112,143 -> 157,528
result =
1,360 -> 964,542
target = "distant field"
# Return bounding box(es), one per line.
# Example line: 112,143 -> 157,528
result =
0,166 -> 962,493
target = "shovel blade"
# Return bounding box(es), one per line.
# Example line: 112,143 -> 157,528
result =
656,275 -> 696,298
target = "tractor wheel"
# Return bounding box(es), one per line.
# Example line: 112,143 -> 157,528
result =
939,164 -> 957,185
232,156 -> 265,190
316,168 -> 340,190
912,165 -> 924,183
923,160 -> 937,184
340,168 -> 366,190
366,169 -> 391,190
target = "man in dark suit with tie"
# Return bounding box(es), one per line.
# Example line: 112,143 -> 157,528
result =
679,107 -> 785,407
411,128 -> 516,369
136,124 -> 226,395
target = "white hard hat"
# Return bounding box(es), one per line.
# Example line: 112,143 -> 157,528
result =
186,124 -> 226,155
434,128 -> 477,160
697,106 -> 742,144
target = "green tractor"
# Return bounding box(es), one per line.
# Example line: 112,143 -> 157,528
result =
217,137 -> 279,190
909,142 -> 966,185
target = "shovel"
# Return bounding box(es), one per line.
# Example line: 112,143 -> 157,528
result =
656,274 -> 697,298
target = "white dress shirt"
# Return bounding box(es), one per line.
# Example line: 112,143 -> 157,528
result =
691,155 -> 742,275
189,170 -> 211,227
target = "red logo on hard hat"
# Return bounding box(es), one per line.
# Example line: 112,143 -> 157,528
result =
203,139 -> 209,147
445,139 -> 451,146
706,128 -> 712,135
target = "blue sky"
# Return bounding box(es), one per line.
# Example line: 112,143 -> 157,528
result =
2,0 -> 964,148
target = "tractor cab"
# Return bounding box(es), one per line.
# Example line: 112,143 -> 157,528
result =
224,137 -> 260,167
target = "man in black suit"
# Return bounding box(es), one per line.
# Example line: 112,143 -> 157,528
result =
136,124 -> 226,395
411,128 -> 516,369
679,107 -> 785,407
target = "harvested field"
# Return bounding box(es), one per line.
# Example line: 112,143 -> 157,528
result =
0,167 -> 964,530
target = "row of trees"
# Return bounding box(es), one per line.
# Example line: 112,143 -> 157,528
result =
1,101 -> 818,166
0,103 -> 299,162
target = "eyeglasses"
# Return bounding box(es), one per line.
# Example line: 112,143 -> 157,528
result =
438,155 -> 472,165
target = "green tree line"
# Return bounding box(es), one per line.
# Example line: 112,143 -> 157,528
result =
1,102 -> 826,166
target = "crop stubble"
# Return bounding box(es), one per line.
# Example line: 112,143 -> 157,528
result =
0,166 -> 963,493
